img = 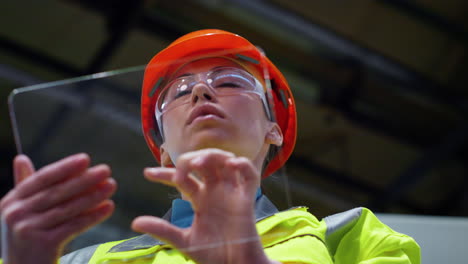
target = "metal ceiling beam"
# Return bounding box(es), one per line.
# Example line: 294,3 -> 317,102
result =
222,0 -> 410,82
378,0 -> 468,43
138,10 -> 188,40
308,61 -> 438,149
222,0 -> 468,116
0,35 -> 81,77
72,0 -> 185,50
18,0 -> 145,164
0,0 -> 172,79
84,0 -> 145,74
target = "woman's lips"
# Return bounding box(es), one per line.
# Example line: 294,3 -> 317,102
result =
186,104 -> 226,125
191,114 -> 222,124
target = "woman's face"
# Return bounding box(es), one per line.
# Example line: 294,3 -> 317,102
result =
159,57 -> 281,168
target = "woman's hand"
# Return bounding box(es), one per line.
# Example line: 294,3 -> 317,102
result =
132,148 -> 279,264
0,154 -> 116,264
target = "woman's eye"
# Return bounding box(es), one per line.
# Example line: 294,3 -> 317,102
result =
174,90 -> 191,99
217,82 -> 242,88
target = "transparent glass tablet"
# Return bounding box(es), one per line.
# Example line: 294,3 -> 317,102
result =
7,66 -> 163,251
6,47 -> 294,262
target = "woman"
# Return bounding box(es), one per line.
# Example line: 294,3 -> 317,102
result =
1,29 -> 420,264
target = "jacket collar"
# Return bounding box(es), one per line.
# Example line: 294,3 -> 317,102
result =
108,195 -> 279,253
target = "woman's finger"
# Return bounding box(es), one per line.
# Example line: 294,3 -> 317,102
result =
1,153 -> 89,210
143,167 -> 177,186
132,216 -> 185,250
145,167 -> 200,198
27,164 -> 112,213
13,155 -> 35,185
34,178 -> 117,229
221,158 -> 242,188
50,200 -> 115,243
226,157 -> 260,193
15,153 -> 91,199
179,149 -> 235,186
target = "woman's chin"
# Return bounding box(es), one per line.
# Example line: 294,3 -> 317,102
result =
192,139 -> 233,152
185,131 -> 236,152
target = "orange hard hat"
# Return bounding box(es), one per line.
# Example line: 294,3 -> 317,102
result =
141,29 -> 297,178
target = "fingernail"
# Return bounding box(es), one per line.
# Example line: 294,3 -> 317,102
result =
107,177 -> 116,185
144,167 -> 158,172
75,153 -> 90,161
16,154 -> 28,160
100,178 -> 116,191
96,164 -> 111,172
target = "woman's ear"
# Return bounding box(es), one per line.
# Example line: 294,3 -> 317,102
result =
159,144 -> 173,167
266,122 -> 283,147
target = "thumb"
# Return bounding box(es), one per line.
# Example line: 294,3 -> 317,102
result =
13,154 -> 35,185
132,216 -> 185,249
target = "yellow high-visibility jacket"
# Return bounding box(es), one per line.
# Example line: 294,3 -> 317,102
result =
58,196 -> 420,264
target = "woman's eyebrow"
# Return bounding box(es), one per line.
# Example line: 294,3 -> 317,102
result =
211,66 -> 225,70
174,65 -> 235,79
210,66 -> 239,74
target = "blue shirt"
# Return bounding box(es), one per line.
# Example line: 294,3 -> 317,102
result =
171,188 -> 263,228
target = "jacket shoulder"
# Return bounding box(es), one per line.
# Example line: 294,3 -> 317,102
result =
256,207 -> 334,264
60,244 -> 101,264
60,237 -> 134,264
323,207 -> 421,264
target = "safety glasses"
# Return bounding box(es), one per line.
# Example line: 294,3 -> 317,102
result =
155,66 -> 271,134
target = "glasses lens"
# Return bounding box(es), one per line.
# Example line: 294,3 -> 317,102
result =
157,77 -> 194,112
209,67 -> 257,91
157,67 -> 261,113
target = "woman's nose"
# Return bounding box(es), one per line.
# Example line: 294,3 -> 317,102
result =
191,82 -> 216,104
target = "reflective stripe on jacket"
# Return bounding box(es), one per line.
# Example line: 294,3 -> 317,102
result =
60,196 -> 420,264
